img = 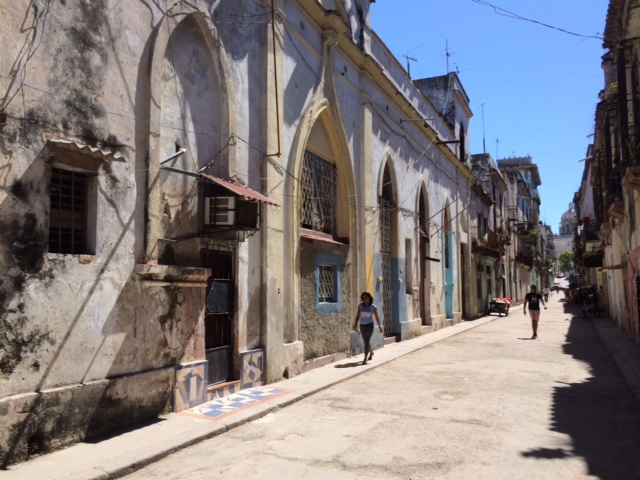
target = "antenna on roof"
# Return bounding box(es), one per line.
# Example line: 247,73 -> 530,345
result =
479,103 -> 486,154
403,55 -> 417,79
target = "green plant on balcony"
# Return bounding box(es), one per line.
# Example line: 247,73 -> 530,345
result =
496,225 -> 511,251
613,159 -> 627,177
625,138 -> 640,166
522,226 -> 539,243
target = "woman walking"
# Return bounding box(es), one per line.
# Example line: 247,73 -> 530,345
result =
353,292 -> 383,365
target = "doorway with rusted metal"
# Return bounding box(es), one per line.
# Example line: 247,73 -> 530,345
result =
418,187 -> 431,325
379,165 -> 396,336
202,249 -> 234,385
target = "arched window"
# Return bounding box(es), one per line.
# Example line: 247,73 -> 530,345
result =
300,150 -> 337,234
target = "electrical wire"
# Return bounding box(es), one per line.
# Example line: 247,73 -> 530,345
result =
0,4 -> 469,234
471,0 -> 603,40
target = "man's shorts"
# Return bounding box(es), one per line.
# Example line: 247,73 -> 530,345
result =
529,310 -> 541,321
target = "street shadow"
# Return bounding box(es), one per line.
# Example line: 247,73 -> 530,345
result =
83,417 -> 167,444
334,362 -> 364,368
522,447 -> 571,459
520,303 -> 640,478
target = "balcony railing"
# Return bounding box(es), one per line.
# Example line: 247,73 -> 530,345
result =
471,225 -> 501,257
515,251 -> 533,267
580,223 -> 600,242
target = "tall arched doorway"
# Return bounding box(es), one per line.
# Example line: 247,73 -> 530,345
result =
379,164 -> 397,336
295,111 -> 355,360
444,205 -> 455,319
419,187 -> 431,325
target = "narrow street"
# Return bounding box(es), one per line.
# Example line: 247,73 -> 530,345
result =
124,293 -> 640,480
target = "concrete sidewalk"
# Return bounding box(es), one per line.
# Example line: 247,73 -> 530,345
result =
592,316 -> 640,405
4,306 -> 640,480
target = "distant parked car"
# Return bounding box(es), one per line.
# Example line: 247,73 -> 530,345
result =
556,273 -> 564,278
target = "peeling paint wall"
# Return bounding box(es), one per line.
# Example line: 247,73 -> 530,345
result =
1,0 -> 478,465
0,0 -> 259,465
299,241 -> 352,360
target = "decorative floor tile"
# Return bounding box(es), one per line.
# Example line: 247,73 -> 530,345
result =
178,386 -> 290,421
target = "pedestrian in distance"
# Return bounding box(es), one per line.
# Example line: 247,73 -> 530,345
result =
543,286 -> 550,302
353,292 -> 383,365
524,284 -> 547,339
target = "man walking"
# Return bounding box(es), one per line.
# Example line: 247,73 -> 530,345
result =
523,284 -> 547,339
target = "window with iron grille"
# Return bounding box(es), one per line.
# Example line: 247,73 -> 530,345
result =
301,150 -> 337,234
315,253 -> 342,314
49,168 -> 89,254
318,264 -> 336,303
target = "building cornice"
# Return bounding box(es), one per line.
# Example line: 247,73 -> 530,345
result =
292,0 -> 474,182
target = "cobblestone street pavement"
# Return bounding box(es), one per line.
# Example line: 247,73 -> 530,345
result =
123,294 -> 640,480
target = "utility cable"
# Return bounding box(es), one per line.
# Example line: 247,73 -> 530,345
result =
471,0 -> 603,40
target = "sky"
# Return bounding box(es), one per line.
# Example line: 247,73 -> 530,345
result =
370,0 -> 609,234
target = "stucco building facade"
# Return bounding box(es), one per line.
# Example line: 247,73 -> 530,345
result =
497,156 -> 544,302
0,0 -> 479,464
572,0 -> 640,344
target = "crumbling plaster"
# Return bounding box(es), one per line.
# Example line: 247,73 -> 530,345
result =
0,0 -> 253,465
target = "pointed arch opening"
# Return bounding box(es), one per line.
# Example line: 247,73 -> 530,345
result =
443,202 -> 455,319
299,113 -> 352,240
147,12 -> 233,263
378,160 -> 398,336
146,11 -> 236,386
293,108 -> 356,359
418,185 -> 431,325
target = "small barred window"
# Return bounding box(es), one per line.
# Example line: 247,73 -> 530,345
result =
318,264 -> 336,303
49,168 -> 89,254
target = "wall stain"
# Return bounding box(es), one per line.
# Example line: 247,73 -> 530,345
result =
0,316 -> 55,378
8,213 -> 47,274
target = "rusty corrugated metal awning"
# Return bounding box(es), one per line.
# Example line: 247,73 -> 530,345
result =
201,173 -> 279,206
48,139 -> 125,162
300,228 -> 349,245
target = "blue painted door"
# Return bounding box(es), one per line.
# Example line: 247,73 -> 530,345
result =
444,234 -> 454,318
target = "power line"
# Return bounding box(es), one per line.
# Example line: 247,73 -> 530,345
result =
471,0 -> 603,40
0,8 -> 468,233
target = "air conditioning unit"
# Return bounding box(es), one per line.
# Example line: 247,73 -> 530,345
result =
204,196 -> 236,226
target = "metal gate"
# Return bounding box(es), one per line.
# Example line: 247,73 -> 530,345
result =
202,250 -> 234,385
380,200 -> 394,336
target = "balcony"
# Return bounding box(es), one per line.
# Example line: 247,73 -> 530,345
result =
579,223 -> 600,242
471,225 -> 501,258
506,206 -> 519,221
515,251 -> 533,268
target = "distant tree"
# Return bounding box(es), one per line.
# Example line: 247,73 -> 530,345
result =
558,251 -> 573,273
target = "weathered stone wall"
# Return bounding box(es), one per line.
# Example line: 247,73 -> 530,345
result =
299,240 -> 352,360
0,367 -> 173,465
0,0 -> 478,465
0,0 -> 236,465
